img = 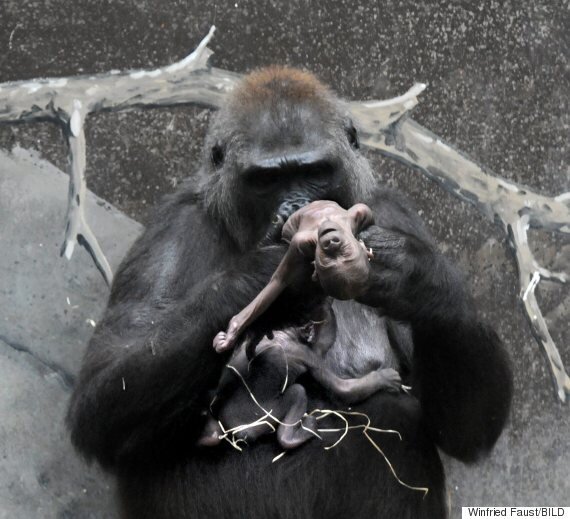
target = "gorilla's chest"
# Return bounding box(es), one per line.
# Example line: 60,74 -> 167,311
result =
322,299 -> 399,378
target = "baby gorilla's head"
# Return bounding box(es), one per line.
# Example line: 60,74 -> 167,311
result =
314,220 -> 371,300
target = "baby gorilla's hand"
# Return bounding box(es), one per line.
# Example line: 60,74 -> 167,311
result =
213,331 -> 231,353
213,314 -> 248,353
375,368 -> 402,393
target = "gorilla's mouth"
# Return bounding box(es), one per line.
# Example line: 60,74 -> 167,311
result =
247,149 -> 342,245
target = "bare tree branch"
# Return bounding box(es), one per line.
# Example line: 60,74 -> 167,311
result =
0,27 -> 235,123
509,216 -> 570,402
0,26 -> 235,286
60,99 -> 113,284
0,27 -> 567,401
352,109 -> 569,402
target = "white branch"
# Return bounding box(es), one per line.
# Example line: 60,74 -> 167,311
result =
60,99 -> 113,284
508,216 -> 570,402
0,27 -> 236,285
355,107 -> 568,401
348,83 -> 426,129
0,27 -> 567,401
0,27 -> 236,123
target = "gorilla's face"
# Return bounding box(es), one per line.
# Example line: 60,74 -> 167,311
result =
202,67 -> 376,249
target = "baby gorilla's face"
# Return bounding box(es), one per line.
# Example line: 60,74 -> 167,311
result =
314,220 -> 371,300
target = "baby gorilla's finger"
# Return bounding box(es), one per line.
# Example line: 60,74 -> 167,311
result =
378,368 -> 402,392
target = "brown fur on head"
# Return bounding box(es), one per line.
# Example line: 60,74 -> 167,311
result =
201,66 -> 377,251
232,66 -> 330,107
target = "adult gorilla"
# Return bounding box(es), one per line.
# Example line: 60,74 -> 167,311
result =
67,67 -> 512,518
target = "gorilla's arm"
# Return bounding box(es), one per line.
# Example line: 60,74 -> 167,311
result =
67,194 -> 284,469
357,188 -> 513,462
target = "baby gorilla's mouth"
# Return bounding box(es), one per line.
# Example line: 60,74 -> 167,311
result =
318,223 -> 343,255
317,226 -> 336,237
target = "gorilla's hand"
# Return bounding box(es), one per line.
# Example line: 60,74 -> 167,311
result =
356,225 -> 466,323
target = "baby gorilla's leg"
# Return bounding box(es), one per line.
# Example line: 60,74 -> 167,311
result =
276,384 -> 318,450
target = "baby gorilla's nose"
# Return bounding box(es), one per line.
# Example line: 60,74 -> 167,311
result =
318,222 -> 343,255
320,233 -> 341,253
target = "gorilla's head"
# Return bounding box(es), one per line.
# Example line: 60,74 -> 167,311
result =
202,66 -> 376,250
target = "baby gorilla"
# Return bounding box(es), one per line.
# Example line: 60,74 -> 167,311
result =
213,200 -> 376,353
200,318 -> 401,449
201,201 -> 401,449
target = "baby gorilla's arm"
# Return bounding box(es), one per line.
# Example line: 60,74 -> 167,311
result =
291,342 -> 402,404
310,366 -> 402,404
213,231 -> 316,353
213,201 -> 375,353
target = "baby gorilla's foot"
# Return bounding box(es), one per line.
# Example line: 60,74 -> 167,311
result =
376,368 -> 402,393
277,414 -> 319,450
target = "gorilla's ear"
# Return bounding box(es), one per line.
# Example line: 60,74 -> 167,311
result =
345,119 -> 360,150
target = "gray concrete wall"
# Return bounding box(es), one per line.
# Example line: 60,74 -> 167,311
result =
0,1 -> 568,517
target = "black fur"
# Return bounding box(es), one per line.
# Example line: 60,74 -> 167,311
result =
67,67 -> 512,518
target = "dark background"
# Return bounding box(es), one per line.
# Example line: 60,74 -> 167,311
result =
0,0 -> 568,516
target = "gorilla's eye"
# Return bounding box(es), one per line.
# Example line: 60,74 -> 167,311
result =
211,143 -> 225,168
345,122 -> 360,150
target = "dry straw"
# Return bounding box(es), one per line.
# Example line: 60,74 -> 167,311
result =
218,363 -> 429,497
